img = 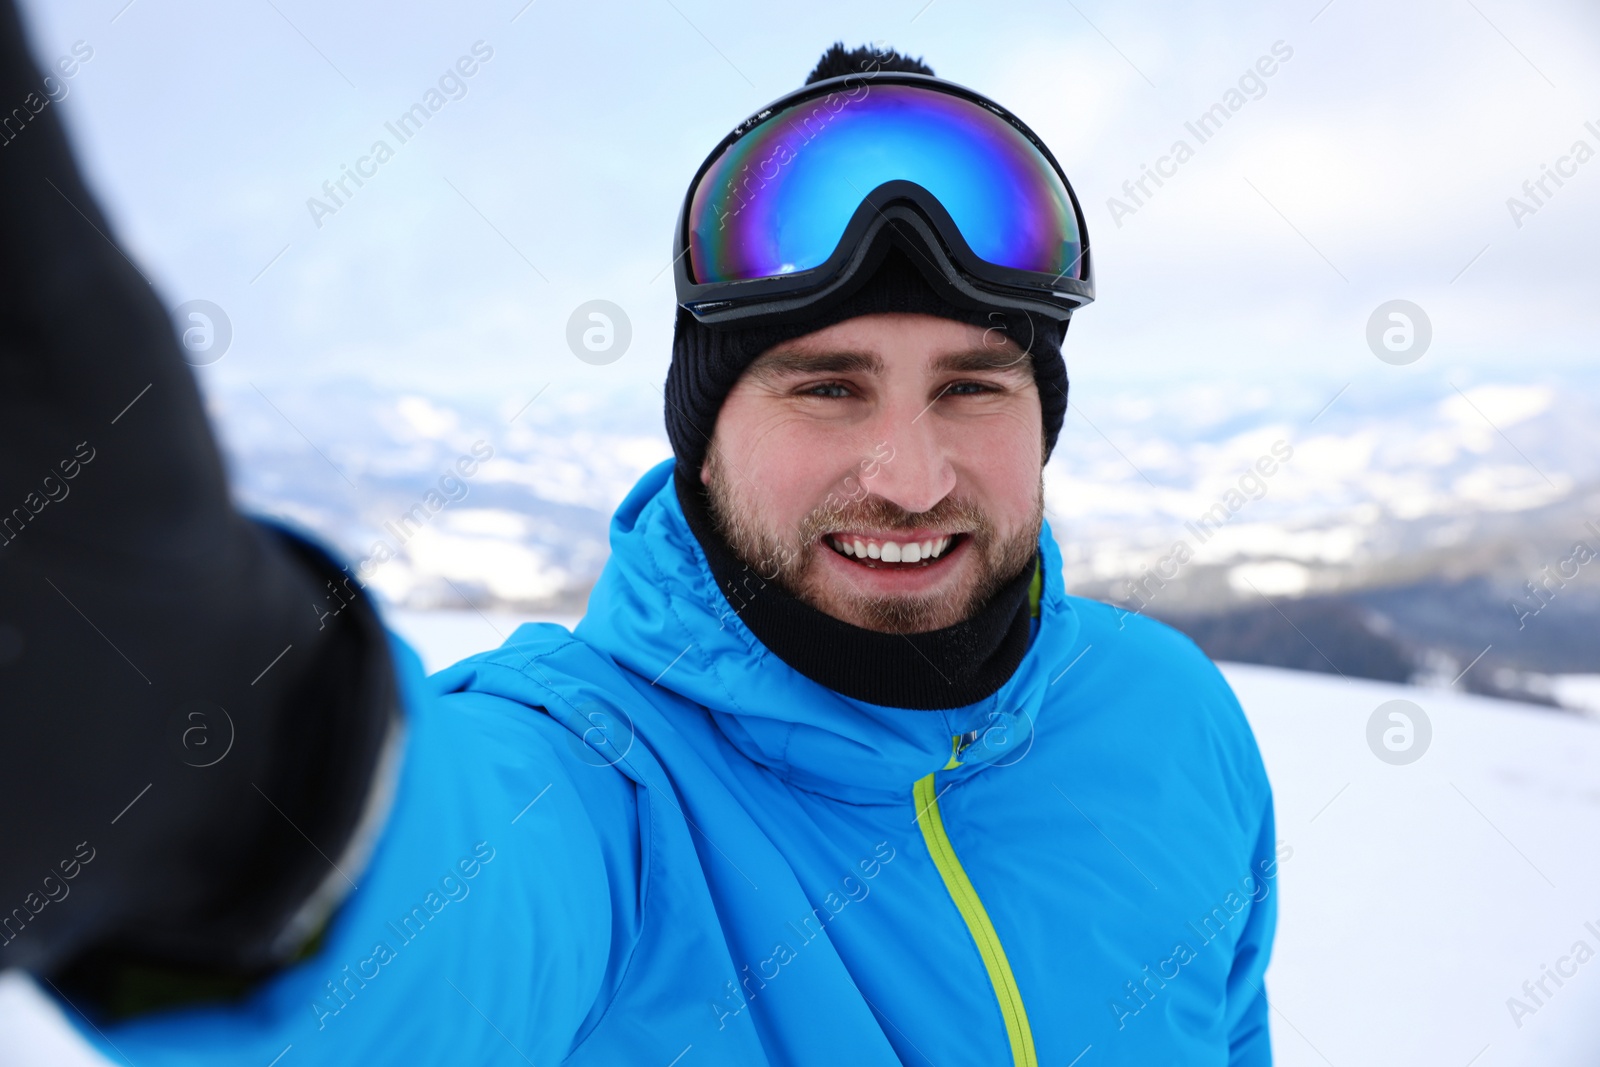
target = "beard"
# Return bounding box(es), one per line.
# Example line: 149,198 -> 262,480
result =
704,449 -> 1043,634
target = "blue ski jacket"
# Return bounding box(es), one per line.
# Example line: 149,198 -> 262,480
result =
79,459 -> 1278,1065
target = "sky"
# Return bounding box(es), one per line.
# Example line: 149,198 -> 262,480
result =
13,0 -> 1600,429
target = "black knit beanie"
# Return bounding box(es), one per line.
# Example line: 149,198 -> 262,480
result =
665,246 -> 1071,476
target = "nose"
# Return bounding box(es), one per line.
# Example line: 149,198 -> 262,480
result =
858,396 -> 955,516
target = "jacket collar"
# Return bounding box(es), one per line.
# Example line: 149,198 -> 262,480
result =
574,461 -> 1083,803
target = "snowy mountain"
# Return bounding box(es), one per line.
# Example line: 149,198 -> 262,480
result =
211,378 -> 674,614
207,366 -> 1600,709
1042,368 -> 1600,706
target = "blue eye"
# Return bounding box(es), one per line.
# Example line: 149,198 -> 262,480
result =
803,383 -> 853,399
945,381 -> 997,396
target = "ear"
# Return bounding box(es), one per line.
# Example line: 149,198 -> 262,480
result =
700,443 -> 715,486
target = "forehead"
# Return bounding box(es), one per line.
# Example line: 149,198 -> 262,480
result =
749,312 -> 1033,377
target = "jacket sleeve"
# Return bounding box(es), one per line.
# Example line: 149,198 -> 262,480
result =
70,641 -> 637,1066
1226,792 -> 1281,1065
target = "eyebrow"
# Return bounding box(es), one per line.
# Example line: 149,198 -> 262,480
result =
930,348 -> 1035,375
747,346 -> 1033,382
747,350 -> 883,381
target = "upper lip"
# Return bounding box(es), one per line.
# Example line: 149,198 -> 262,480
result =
823,529 -> 964,542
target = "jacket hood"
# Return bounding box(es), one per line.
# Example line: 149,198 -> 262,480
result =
574,460 -> 1083,803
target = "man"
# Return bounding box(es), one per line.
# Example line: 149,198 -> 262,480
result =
1,12 -> 1277,1063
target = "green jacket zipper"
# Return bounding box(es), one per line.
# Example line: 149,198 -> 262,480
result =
913,770 -> 1038,1066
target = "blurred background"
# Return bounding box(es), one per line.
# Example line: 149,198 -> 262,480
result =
4,0 -> 1600,1063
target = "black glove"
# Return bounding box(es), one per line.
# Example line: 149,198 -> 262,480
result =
0,0 -> 398,995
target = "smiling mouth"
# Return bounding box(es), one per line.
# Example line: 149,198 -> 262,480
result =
824,533 -> 966,568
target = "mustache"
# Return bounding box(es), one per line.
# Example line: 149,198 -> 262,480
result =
798,493 -> 992,543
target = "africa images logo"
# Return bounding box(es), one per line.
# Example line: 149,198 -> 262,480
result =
1106,41 -> 1294,228
305,41 -> 495,229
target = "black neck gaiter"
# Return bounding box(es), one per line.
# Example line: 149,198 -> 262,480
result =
675,470 -> 1036,711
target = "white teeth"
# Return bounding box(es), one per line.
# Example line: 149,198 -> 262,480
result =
832,535 -> 957,563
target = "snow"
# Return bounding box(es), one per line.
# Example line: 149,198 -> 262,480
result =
1549,675 -> 1600,720
383,609 -> 582,675
1225,662 -> 1600,1066
4,631 -> 1598,1065
0,974 -> 103,1067
187,369 -> 1600,617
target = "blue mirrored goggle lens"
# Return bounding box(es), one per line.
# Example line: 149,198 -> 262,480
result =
687,83 -> 1082,285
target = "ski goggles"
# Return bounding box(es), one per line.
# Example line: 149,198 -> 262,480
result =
673,72 -> 1093,326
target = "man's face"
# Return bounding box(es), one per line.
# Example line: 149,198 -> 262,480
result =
703,312 -> 1045,634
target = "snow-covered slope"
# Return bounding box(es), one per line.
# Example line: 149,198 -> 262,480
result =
4,630 -> 1597,1065
1226,662 -> 1600,1066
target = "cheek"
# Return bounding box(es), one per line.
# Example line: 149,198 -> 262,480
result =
713,392 -> 864,526
949,404 -> 1042,516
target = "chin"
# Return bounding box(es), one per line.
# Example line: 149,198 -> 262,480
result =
851,605 -> 969,634
803,583 -> 979,634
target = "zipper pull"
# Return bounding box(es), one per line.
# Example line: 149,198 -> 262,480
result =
944,730 -> 980,770
959,709 -> 1035,768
